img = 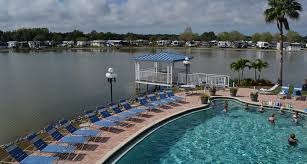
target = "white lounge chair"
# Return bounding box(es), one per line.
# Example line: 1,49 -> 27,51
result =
257,84 -> 279,94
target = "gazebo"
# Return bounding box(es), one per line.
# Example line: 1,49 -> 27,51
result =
134,52 -> 191,88
133,52 -> 230,89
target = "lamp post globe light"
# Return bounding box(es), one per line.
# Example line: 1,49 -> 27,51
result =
105,67 -> 117,103
183,57 -> 190,84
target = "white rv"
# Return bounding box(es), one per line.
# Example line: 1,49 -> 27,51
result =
218,41 -> 231,48
256,41 -> 270,49
171,40 -> 185,46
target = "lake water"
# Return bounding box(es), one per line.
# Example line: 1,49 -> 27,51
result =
0,48 -> 306,144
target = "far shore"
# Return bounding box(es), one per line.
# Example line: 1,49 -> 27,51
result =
1,46 -> 304,53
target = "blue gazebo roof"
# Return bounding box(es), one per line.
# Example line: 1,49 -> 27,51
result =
134,52 -> 192,63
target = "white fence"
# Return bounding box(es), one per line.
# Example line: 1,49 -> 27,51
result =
137,71 -> 171,84
178,73 -> 230,87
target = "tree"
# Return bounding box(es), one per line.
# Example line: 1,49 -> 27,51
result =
180,26 -> 194,41
76,37 -> 88,41
229,31 -> 245,41
200,32 -> 217,41
249,59 -> 269,81
286,31 -> 301,42
264,0 -> 302,85
33,34 -> 47,41
256,59 -> 269,80
260,32 -> 273,42
252,33 -> 262,42
230,58 -> 250,85
51,34 -> 63,42
218,32 -> 231,41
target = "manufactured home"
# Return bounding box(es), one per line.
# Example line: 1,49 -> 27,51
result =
256,41 -> 270,49
218,41 -> 231,48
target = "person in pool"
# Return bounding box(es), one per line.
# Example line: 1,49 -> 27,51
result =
258,104 -> 264,113
268,114 -> 275,124
223,100 -> 228,112
288,134 -> 298,146
244,103 -> 249,110
293,111 -> 299,124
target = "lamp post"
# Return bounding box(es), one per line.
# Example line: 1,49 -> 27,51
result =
183,57 -> 190,84
105,67 -> 117,103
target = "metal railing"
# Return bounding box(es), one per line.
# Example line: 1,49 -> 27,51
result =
178,73 -> 230,87
137,71 -> 171,84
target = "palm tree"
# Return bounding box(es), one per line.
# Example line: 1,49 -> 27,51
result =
230,61 -> 241,85
264,0 -> 302,85
249,61 -> 258,81
256,59 -> 269,80
237,58 -> 250,79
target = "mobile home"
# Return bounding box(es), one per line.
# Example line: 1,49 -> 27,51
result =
256,41 -> 270,49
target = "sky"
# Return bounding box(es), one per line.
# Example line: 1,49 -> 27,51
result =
0,0 -> 307,35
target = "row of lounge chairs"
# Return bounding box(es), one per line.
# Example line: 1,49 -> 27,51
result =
278,86 -> 306,100
2,91 -> 184,164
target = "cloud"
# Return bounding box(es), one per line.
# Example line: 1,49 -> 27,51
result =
0,0 -> 307,35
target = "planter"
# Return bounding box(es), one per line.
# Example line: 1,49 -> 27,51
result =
250,94 -> 258,102
201,97 -> 209,104
229,88 -> 238,97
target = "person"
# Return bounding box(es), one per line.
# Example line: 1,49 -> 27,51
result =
279,106 -> 285,115
268,114 -> 275,124
258,104 -> 264,113
244,103 -> 249,110
223,100 -> 228,112
302,79 -> 307,91
293,111 -> 299,124
288,134 -> 298,146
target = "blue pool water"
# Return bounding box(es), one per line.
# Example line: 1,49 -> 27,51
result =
116,99 -> 307,163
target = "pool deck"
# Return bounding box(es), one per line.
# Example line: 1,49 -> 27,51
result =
5,88 -> 305,164
57,93 -> 206,164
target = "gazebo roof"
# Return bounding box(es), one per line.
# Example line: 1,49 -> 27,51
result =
134,52 -> 192,63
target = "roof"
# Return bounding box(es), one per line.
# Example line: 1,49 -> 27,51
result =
134,52 -> 192,63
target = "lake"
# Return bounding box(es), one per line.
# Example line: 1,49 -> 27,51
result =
0,48 -> 306,144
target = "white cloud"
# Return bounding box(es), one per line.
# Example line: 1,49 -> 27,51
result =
0,0 -> 306,35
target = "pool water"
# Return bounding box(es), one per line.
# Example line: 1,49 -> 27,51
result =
116,99 -> 307,163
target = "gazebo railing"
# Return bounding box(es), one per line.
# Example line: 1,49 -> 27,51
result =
137,71 -> 171,84
178,73 -> 230,87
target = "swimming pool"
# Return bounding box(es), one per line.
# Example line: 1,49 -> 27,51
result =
115,99 -> 307,163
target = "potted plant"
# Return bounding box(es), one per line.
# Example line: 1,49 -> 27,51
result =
250,91 -> 258,102
209,86 -> 217,96
200,93 -> 210,104
229,87 -> 238,97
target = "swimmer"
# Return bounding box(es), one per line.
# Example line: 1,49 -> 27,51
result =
268,114 -> 275,124
293,111 -> 299,124
223,100 -> 228,112
288,134 -> 298,146
258,104 -> 264,113
244,103 -> 249,110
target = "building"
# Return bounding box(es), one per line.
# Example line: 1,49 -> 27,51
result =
218,41 -> 231,48
90,40 -> 106,47
76,41 -> 89,47
0,42 -> 8,48
61,41 -> 74,47
256,41 -> 270,49
277,42 -> 303,51
156,40 -> 171,46
7,41 -> 19,48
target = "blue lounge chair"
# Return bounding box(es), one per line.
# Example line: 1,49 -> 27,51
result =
45,125 -> 89,145
147,94 -> 168,106
159,92 -> 177,103
97,107 -> 129,122
59,119 -> 101,138
278,86 -> 289,98
111,105 -> 137,118
293,87 -> 302,96
84,111 -> 117,131
120,101 -> 147,114
138,97 -> 159,110
166,90 -> 184,101
26,133 -> 75,155
4,143 -> 59,164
